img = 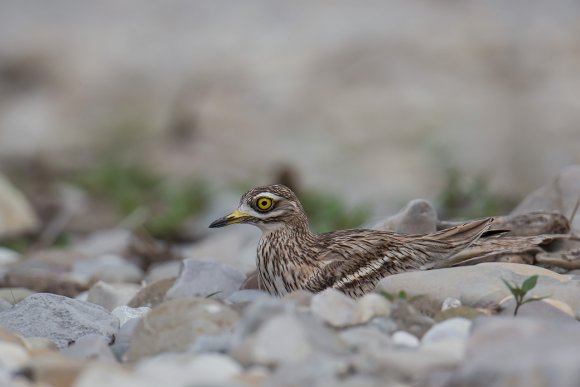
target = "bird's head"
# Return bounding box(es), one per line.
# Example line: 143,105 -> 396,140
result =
209,184 -> 308,232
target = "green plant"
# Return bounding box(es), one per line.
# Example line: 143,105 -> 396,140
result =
299,190 -> 370,233
70,160 -> 210,239
501,275 -> 547,316
378,290 -> 408,302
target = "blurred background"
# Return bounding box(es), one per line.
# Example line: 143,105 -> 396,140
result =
1,0 -> 580,242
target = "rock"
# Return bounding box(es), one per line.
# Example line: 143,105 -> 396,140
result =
241,270 -> 262,290
339,326 -> 392,352
391,331 -> 420,348
351,293 -> 391,324
72,254 -> 143,284
72,228 -> 132,257
378,262 -> 580,318
253,314 -> 313,365
164,259 -> 246,301
266,354 -> 350,387
135,353 -> 242,386
421,318 -> 472,345
191,334 -> 233,354
442,297 -> 462,311
1,251 -> 89,297
23,337 -> 58,354
434,306 -> 486,322
0,173 -> 39,237
144,261 -> 182,283
310,288 -> 356,328
0,247 -> 19,265
110,317 -> 141,361
444,317 -> 580,387
0,342 -> 29,372
73,363 -> 140,387
180,226 -> 260,274
111,306 -> 150,327
127,277 -> 175,308
367,317 -> 399,335
225,289 -> 272,305
126,298 -> 239,362
511,164 -> 580,232
0,287 -> 34,304
87,281 -> 140,311
0,298 -> 11,312
0,293 -> 119,349
60,334 -> 116,362
372,199 -> 437,234
27,355 -> 87,387
284,289 -> 315,307
498,297 -> 575,320
390,300 -> 434,338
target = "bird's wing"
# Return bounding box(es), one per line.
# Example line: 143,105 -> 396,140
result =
305,218 -> 493,296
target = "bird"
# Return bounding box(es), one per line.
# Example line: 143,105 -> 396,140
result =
209,184 -> 493,298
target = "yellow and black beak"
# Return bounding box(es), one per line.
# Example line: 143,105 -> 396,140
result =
209,209 -> 251,228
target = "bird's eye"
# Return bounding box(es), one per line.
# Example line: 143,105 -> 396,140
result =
255,197 -> 273,212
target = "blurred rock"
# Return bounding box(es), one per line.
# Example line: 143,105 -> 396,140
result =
60,334 -> 116,362
444,317 -> 580,387
73,254 -> 143,284
352,293 -> 392,324
0,247 -> 19,265
391,331 -> 420,348
135,353 -> 242,386
126,298 -> 239,362
180,226 -> 259,274
225,289 -> 272,305
87,281 -> 140,311
111,305 -> 150,327
0,341 -> 29,372
127,277 -> 175,308
110,317 -> 140,361
27,355 -> 86,387
0,298 -> 11,312
512,165 -> 580,232
390,300 -> 434,338
421,317 -> 471,345
498,297 -> 575,320
164,259 -> 246,301
73,363 -> 139,387
72,229 -> 132,258
0,174 -> 39,237
0,287 -> 34,304
144,261 -> 181,283
266,354 -> 349,387
339,325 -> 392,352
378,262 -> 580,318
373,199 -> 437,234
190,334 -> 233,354
310,288 -> 356,328
0,293 -> 119,349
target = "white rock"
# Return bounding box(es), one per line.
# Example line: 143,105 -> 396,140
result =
391,331 -> 420,348
88,282 -> 141,311
310,288 -> 356,327
442,297 -> 462,311
0,293 -> 119,349
111,306 -> 150,327
253,314 -> 313,365
422,318 -> 472,345
0,247 -> 19,265
145,261 -> 182,283
73,254 -> 143,283
73,229 -> 132,257
352,293 -> 391,324
225,289 -> 271,305
165,259 -> 246,301
0,342 -> 29,371
74,363 -> 143,387
60,334 -> 116,362
0,174 -> 39,237
372,198 -> 437,234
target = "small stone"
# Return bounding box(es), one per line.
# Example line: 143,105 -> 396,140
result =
87,281 -> 140,311
73,229 -> 132,257
442,297 -> 462,311
23,337 -> 58,353
434,306 -> 486,322
128,277 -> 175,308
372,199 -> 437,234
27,355 -> 87,387
0,173 -> 39,237
60,334 -> 116,362
0,342 -> 29,371
111,306 -> 150,327
422,318 -> 472,345
191,334 -> 233,354
0,247 -> 19,265
73,363 -> 140,387
164,259 -> 246,301
73,254 -> 143,284
339,326 -> 392,352
253,314 -> 313,365
144,261 -> 182,283
0,293 -> 119,349
391,331 -> 420,348
390,300 -> 434,338
310,288 -> 356,328
225,289 -> 272,305
367,317 -> 398,335
126,298 -> 239,362
110,318 -> 141,361
352,293 -> 391,324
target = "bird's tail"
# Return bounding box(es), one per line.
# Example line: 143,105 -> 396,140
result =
413,217 -> 494,270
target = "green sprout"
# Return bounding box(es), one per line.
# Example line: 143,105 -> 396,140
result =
501,275 -> 547,316
378,290 -> 408,302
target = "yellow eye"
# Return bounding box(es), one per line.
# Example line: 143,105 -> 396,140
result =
256,197 -> 273,211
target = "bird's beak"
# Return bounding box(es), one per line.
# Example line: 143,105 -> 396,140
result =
209,209 -> 251,228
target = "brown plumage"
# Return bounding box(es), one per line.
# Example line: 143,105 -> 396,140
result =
209,184 -> 493,298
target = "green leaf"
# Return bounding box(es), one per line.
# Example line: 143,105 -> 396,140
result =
398,290 -> 408,300
501,278 -> 516,293
521,295 -> 549,305
521,275 -> 539,292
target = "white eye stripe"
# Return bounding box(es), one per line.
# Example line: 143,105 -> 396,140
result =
254,192 -> 282,201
